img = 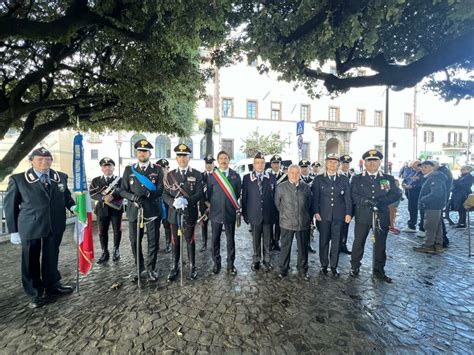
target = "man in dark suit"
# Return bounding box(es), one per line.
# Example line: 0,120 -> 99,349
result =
339,154 -> 353,254
163,143 -> 204,281
350,149 -> 402,283
120,139 -> 164,282
269,154 -> 287,251
90,157 -> 123,264
199,154 -> 215,252
311,153 -> 352,278
208,150 -> 242,275
4,147 -> 76,308
242,152 -> 277,272
156,158 -> 172,253
299,159 -> 317,254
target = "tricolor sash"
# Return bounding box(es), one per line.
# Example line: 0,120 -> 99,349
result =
130,165 -> 157,191
213,170 -> 240,211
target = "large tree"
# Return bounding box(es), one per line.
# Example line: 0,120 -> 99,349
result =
241,129 -> 288,158
0,0 -> 237,180
239,0 -> 474,100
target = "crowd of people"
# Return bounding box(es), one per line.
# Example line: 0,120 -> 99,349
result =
4,140 -> 473,309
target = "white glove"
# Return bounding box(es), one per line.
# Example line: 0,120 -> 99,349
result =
10,232 -> 21,245
173,197 -> 188,210
70,205 -> 77,214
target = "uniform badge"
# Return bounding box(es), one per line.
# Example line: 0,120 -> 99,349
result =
380,179 -> 390,190
187,176 -> 196,182
58,183 -> 65,192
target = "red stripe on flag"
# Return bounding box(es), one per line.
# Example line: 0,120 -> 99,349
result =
79,212 -> 94,275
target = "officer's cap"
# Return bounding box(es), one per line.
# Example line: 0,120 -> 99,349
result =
421,160 -> 435,167
29,147 -> 52,160
99,157 -> 115,166
270,154 -> 282,163
174,143 -> 192,156
204,154 -> 215,164
156,158 -> 169,168
325,153 -> 340,161
311,162 -> 321,168
299,159 -> 311,167
340,155 -> 352,163
362,149 -> 383,161
254,152 -> 265,160
134,139 -> 153,151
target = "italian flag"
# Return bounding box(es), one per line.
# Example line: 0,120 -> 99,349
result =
73,133 -> 94,275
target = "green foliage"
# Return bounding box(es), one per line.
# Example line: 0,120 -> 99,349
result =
241,129 -> 289,158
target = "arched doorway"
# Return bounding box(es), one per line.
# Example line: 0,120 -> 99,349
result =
326,137 -> 340,155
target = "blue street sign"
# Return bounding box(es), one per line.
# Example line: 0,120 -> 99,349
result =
296,120 -> 304,136
297,135 -> 303,150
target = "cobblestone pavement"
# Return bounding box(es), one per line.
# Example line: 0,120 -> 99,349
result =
0,200 -> 473,354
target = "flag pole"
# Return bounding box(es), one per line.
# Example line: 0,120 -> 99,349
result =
75,219 -> 80,294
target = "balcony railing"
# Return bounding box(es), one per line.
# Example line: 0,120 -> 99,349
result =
314,120 -> 357,131
442,142 -> 468,149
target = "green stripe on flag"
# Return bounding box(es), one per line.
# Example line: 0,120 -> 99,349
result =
75,192 -> 87,224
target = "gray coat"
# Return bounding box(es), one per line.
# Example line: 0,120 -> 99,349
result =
275,181 -> 312,231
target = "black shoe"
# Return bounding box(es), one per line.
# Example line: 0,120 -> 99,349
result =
165,244 -> 172,254
454,224 -> 466,229
29,296 -> 46,309
299,272 -> 310,281
319,267 -> 328,276
199,245 -> 207,252
278,271 -> 288,279
374,273 -> 393,283
308,245 -> 317,254
189,267 -> 197,280
273,244 -> 281,251
442,243 -> 449,248
147,270 -> 158,282
132,270 -> 147,282
46,284 -> 74,296
228,267 -> 238,276
339,244 -> 352,255
350,268 -> 359,277
112,248 -> 120,261
167,268 -> 179,282
262,262 -> 273,272
251,262 -> 260,271
212,263 -> 221,274
97,250 -> 110,264
331,268 -> 340,278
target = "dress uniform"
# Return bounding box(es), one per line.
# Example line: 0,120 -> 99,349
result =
163,144 -> 204,281
4,147 -> 75,308
299,159 -> 317,254
199,154 -> 215,252
310,161 -> 321,178
208,151 -> 242,275
156,158 -> 172,253
311,153 -> 352,277
339,154 -> 353,254
269,154 -> 287,250
242,152 -> 277,271
120,139 -> 164,281
90,158 -> 123,263
350,149 -> 401,283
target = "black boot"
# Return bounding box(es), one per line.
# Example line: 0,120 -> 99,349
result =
167,244 -> 180,282
97,250 -> 109,264
112,247 -> 120,261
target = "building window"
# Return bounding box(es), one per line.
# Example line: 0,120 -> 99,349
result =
222,98 -> 233,118
448,131 -> 457,144
155,135 -> 171,159
404,113 -> 413,129
271,102 -> 281,120
178,137 -> 194,158
91,149 -> 98,160
424,130 -> 434,143
356,109 -> 366,126
89,132 -> 102,143
470,133 -> 474,144
374,111 -> 384,127
131,133 -> 146,157
247,100 -> 257,119
329,106 -> 340,121
302,142 -> 310,160
458,132 -> 463,142
300,104 -> 310,122
205,95 -> 213,108
221,139 -> 234,160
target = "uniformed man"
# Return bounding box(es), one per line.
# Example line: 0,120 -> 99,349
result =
208,150 -> 242,275
156,158 -> 172,253
299,159 -> 317,253
120,139 -> 164,282
242,152 -> 277,272
339,154 -> 353,254
310,162 -> 321,177
350,149 -> 401,283
199,154 -> 215,252
90,158 -> 123,264
163,144 -> 204,281
4,147 -> 76,308
269,154 -> 287,251
311,153 -> 352,278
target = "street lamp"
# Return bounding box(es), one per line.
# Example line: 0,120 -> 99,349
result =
115,134 -> 122,176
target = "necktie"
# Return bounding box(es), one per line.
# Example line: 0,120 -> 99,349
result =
331,175 -> 335,182
257,174 -> 263,196
370,175 -> 376,181
40,174 -> 50,193
181,170 -> 186,179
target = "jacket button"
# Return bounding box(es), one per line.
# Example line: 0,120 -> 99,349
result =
372,191 -> 375,193
331,204 -> 334,206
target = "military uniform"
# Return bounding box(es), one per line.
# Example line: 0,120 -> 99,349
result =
350,150 -> 401,282
156,159 -> 172,254
269,154 -> 287,250
299,159 -> 316,254
4,147 -> 75,307
310,161 -> 321,178
199,154 -> 215,252
90,158 -> 123,263
163,144 -> 204,281
120,139 -> 164,281
242,153 -> 277,271
339,154 -> 353,254
208,161 -> 242,275
311,154 -> 352,277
